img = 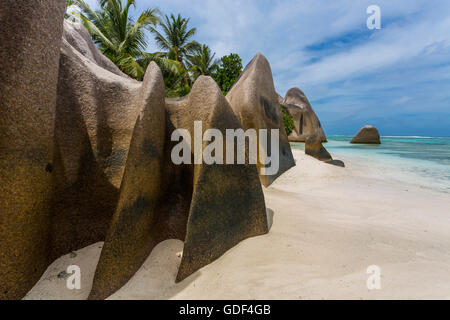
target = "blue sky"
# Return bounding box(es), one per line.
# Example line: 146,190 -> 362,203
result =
81,0 -> 450,136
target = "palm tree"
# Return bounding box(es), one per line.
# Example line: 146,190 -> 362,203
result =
149,14 -> 201,94
187,44 -> 219,80
73,0 -> 160,80
150,14 -> 201,72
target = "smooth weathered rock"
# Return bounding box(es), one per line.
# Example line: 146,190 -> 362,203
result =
88,62 -> 167,300
277,93 -> 285,105
325,160 -> 346,168
62,21 -> 124,77
0,0 -> 66,300
283,88 -> 327,143
166,77 -> 268,284
227,53 -> 295,187
351,125 -> 381,144
89,76 -> 268,299
1,15 -> 273,300
49,21 -> 143,262
305,136 -> 332,162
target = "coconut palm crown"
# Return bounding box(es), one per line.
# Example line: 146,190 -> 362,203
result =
74,0 -> 159,79
149,14 -> 201,67
187,44 -> 220,80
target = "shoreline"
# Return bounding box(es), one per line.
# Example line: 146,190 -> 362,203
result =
292,138 -> 450,195
25,149 -> 450,300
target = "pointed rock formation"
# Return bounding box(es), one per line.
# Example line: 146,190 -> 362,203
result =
88,62 -> 167,300
282,88 -> 327,143
305,136 -> 332,162
166,76 -> 268,284
49,20 -> 144,262
62,20 -> 124,77
227,53 -> 295,187
89,76 -> 268,299
305,136 -> 345,167
1,15 -> 270,299
351,126 -> 381,144
0,0 -> 66,300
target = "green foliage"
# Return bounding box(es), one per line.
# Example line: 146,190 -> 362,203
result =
67,2 -> 245,98
71,0 -> 160,80
212,53 -> 243,95
186,44 -> 219,81
281,105 -> 295,136
149,14 -> 201,95
149,14 -> 201,64
166,84 -> 191,98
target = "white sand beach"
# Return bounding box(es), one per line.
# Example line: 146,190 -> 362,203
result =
25,149 -> 450,300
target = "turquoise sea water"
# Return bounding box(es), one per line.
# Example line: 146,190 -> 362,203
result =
291,136 -> 450,193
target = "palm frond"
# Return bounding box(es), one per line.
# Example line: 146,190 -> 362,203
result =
70,0 -> 162,80
78,14 -> 116,51
149,25 -> 171,50
139,53 -> 183,75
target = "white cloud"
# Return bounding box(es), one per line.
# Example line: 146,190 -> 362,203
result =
295,15 -> 450,85
75,0 -> 450,135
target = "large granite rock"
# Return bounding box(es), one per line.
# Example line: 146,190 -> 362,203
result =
351,126 -> 381,144
88,62 -> 167,300
165,76 -> 268,285
1,16 -> 270,300
0,0 -> 66,300
282,88 -> 327,143
49,20 -> 146,262
89,76 -> 268,299
62,21 -> 124,76
227,53 -> 295,187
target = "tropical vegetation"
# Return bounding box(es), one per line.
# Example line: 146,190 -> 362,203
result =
187,45 -> 220,80
212,53 -> 243,95
66,0 -> 243,97
281,106 -> 295,136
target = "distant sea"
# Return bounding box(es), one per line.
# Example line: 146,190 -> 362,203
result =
291,136 -> 450,193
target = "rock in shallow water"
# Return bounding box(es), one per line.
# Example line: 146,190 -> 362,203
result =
351,125 -> 381,144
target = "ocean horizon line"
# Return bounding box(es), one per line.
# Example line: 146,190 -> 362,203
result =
326,134 -> 450,139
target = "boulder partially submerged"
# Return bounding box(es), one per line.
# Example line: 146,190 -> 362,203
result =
351,126 -> 381,144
